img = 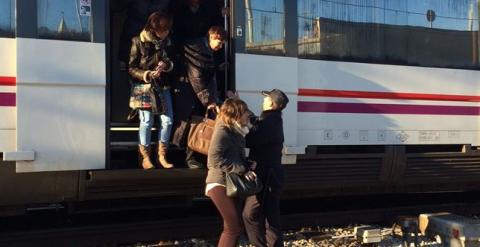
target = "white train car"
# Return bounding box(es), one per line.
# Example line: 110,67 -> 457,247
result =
1,0 -> 480,215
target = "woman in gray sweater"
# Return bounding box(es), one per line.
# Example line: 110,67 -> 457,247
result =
206,98 -> 257,247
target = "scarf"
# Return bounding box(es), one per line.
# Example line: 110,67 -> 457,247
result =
140,30 -> 170,50
233,121 -> 250,137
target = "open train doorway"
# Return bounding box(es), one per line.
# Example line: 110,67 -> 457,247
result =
107,0 -> 233,169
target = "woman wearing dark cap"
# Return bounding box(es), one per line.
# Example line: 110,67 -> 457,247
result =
206,98 -> 257,247
128,12 -> 175,169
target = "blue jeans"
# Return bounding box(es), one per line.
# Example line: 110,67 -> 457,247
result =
138,89 -> 173,146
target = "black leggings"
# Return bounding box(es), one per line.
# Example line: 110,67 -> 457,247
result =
207,186 -> 243,247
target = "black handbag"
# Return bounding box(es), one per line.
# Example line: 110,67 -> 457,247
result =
225,172 -> 263,198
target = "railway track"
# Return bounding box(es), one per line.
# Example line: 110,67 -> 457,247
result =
2,193 -> 480,247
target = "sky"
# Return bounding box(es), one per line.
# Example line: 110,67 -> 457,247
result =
0,0 -> 14,32
296,0 -> 479,31
2,0 -> 478,37
0,0 -> 91,34
37,0 -> 90,33
249,0 -> 479,30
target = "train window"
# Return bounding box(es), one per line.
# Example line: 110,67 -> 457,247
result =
245,0 -> 286,55
37,0 -> 93,42
0,0 -> 15,38
298,0 -> 480,69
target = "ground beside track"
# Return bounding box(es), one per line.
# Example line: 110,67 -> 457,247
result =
2,192 -> 480,247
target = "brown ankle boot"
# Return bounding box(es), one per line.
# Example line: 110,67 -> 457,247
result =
138,144 -> 155,169
157,144 -> 173,169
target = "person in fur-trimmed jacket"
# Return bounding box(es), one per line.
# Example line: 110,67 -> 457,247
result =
128,12 -> 175,170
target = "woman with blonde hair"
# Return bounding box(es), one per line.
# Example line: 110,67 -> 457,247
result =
205,98 -> 257,247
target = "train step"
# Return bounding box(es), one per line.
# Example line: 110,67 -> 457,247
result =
81,168 -> 206,200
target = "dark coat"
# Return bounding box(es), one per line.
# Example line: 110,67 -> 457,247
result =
246,110 -> 285,188
171,38 -> 218,146
128,30 -> 174,114
206,120 -> 248,185
183,37 -> 218,106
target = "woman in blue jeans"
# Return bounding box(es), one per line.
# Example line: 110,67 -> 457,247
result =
128,12 -> 175,169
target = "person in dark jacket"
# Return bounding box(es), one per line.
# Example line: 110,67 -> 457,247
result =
206,98 -> 257,247
242,89 -> 289,247
128,12 -> 175,169
118,0 -> 171,67
171,26 -> 226,168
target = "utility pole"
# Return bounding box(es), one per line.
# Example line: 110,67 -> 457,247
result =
245,0 -> 254,44
426,9 -> 435,28
74,0 -> 83,32
467,0 -> 478,64
475,0 -> 480,64
468,0 -> 474,31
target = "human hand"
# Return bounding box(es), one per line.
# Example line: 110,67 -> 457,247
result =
150,70 -> 161,79
207,103 -> 220,114
156,61 -> 167,71
244,171 -> 257,182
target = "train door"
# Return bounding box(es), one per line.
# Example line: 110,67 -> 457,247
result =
108,0 -> 233,169
6,0 -> 107,172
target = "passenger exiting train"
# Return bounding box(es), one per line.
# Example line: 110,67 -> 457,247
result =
243,89 -> 289,247
128,12 -> 175,169
172,26 -> 227,169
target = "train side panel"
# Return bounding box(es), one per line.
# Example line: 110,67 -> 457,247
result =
0,38 -> 16,152
235,53 -> 302,156
15,39 -> 106,172
236,53 -> 480,148
298,59 -> 480,146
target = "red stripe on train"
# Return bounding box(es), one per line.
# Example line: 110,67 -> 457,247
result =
299,89 -> 480,102
0,76 -> 16,86
0,93 -> 15,107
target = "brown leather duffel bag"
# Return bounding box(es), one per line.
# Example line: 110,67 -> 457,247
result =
187,112 -> 216,155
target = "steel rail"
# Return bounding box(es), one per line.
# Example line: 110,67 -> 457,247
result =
2,201 -> 480,247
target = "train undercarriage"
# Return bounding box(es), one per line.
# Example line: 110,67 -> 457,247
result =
2,144 -> 480,217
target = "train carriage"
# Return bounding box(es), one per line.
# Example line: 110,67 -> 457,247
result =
1,0 -> 480,215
